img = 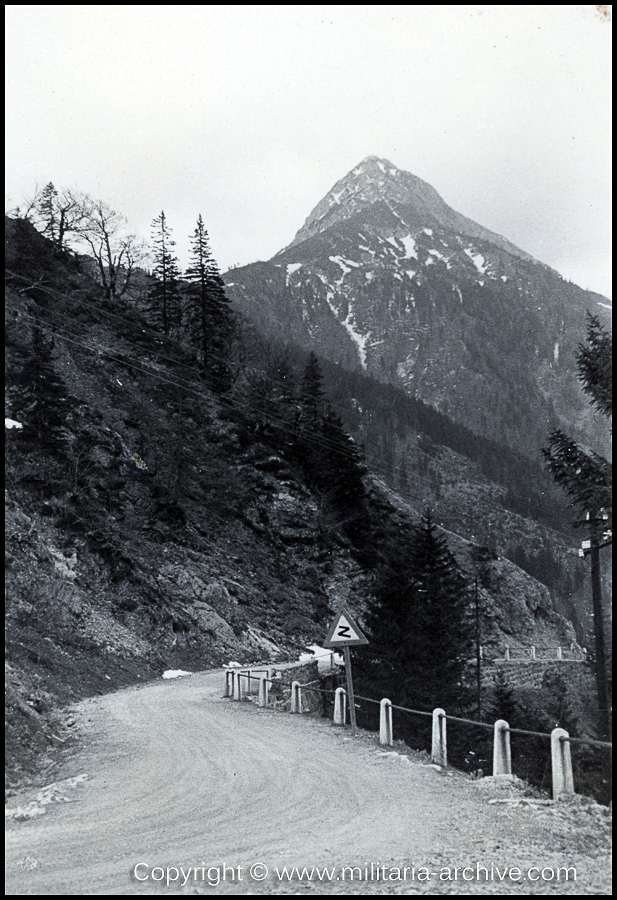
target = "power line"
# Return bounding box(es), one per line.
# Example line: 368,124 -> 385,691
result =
5,278 -> 578,544
4,269 -> 465,487
6,274 -> 415,474
7,303 -> 426,480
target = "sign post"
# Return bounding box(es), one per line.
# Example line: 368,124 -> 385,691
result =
323,607 -> 368,734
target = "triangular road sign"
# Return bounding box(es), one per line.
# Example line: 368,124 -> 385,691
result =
323,606 -> 369,648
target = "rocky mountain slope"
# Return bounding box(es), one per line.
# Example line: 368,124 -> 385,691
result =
225,156 -> 611,458
5,217 -> 584,786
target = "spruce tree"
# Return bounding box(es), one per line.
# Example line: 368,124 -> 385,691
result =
490,670 -> 520,727
577,313 -> 611,418
542,313 -> 611,523
542,313 -> 611,737
149,211 -> 181,336
293,352 -> 368,542
408,511 -> 472,709
299,351 -> 326,426
7,322 -> 68,458
183,215 -> 233,386
35,182 -> 58,248
360,511 -> 472,716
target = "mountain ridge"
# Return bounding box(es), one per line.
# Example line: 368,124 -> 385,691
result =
285,155 -> 535,262
225,157 -> 611,461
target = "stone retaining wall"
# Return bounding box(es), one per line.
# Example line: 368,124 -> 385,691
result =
481,659 -> 596,693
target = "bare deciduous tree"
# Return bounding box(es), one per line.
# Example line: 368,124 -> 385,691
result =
75,194 -> 148,301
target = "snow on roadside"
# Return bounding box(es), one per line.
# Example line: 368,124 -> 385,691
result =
5,418 -> 23,430
6,774 -> 88,822
162,670 -> 192,679
298,644 -> 343,672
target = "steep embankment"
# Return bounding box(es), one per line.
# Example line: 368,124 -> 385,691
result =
4,218 -> 369,783
5,672 -> 612,895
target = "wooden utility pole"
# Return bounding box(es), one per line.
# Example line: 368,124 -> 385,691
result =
589,519 -> 610,738
474,574 -> 482,718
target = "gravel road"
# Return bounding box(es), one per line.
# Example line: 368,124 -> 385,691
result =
5,670 -> 611,894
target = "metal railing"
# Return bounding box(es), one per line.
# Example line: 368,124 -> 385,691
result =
480,645 -> 588,662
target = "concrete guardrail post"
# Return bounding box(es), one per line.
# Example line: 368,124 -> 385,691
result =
492,719 -> 512,777
258,675 -> 269,708
291,681 -> 302,714
380,698 -> 393,746
235,671 -> 246,702
333,687 -> 347,725
504,646 -> 510,661
530,645 -> 536,660
557,646 -> 563,660
551,728 -> 575,799
224,669 -> 233,697
431,708 -> 447,767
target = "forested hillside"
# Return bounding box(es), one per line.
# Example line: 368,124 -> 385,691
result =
4,208 -> 588,787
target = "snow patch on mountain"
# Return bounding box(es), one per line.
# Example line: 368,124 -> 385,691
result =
329,255 -> 360,278
324,292 -> 369,369
286,263 -> 303,285
428,248 -> 450,267
464,249 -> 488,275
400,235 -> 418,259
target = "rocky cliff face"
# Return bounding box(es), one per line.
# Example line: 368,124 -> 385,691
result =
225,156 -> 611,457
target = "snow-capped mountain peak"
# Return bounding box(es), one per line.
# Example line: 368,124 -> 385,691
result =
286,156 -> 531,261
225,156 -> 611,458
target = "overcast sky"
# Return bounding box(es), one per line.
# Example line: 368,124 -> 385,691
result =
5,5 -> 612,298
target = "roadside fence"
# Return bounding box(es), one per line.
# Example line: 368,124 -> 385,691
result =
222,665 -> 611,801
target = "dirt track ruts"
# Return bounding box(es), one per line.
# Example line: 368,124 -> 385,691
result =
5,670 -> 612,894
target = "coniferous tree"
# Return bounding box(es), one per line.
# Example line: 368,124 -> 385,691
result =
28,183 -> 84,254
149,211 -> 181,336
542,313 -> 612,525
407,511 -> 473,709
360,510 -> 472,717
183,215 -> 234,386
7,322 -> 68,457
542,313 -> 611,737
35,182 -> 58,247
577,313 -> 612,418
293,352 -> 368,541
319,408 -> 368,540
299,351 -> 326,426
490,670 -> 520,727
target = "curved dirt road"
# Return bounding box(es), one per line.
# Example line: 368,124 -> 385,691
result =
5,671 -> 611,894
